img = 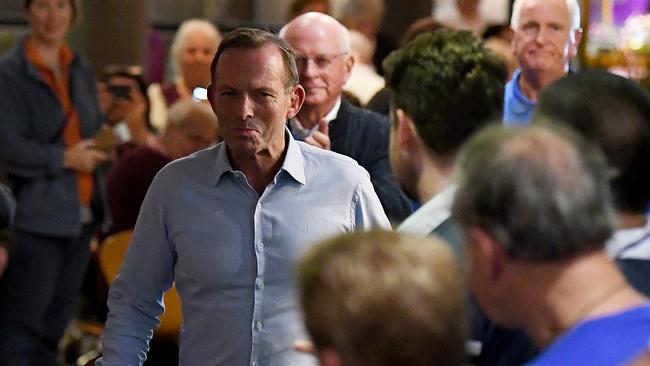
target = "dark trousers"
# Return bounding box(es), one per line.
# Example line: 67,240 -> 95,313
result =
0,225 -> 94,366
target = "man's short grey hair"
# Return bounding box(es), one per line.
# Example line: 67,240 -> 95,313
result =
511,0 -> 581,31
452,124 -> 616,262
170,19 -> 222,78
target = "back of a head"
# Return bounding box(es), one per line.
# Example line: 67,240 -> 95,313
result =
167,98 -> 217,133
452,125 -> 616,262
383,29 -> 506,158
299,230 -> 467,366
536,70 -> 650,214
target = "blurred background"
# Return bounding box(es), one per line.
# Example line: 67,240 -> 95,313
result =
1,0 -> 648,88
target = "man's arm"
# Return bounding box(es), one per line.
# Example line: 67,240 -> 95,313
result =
353,169 -> 392,231
97,172 -> 176,365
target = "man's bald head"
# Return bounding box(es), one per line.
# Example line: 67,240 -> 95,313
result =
280,12 -> 350,54
280,12 -> 354,117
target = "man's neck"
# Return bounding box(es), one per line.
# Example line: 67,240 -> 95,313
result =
416,155 -> 454,204
519,67 -> 567,102
228,138 -> 287,195
511,251 -> 647,348
618,212 -> 648,230
296,99 -> 339,130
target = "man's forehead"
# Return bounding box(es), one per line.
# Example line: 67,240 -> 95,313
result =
285,24 -> 343,53
520,0 -> 570,20
217,44 -> 281,70
214,45 -> 286,87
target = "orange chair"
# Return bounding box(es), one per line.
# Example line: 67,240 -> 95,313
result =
99,230 -> 183,339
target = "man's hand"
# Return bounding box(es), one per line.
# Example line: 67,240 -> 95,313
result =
293,340 -> 315,354
304,119 -> 331,150
64,139 -> 108,172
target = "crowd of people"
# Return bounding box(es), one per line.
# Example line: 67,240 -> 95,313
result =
0,0 -> 648,365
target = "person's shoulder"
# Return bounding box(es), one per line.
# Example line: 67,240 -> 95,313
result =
298,141 -> 370,179
338,101 -> 390,143
298,140 -> 361,166
529,303 -> 650,365
343,99 -> 389,125
0,43 -> 23,77
154,145 -> 219,182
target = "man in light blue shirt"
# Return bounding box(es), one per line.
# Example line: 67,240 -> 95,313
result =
503,0 -> 582,125
97,28 -> 390,366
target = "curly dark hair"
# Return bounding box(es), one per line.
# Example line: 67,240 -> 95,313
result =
383,30 -> 506,159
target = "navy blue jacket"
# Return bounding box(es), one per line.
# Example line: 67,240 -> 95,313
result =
298,98 -> 412,222
0,37 -> 107,237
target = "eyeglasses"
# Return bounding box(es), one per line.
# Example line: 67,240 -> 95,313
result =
295,52 -> 348,69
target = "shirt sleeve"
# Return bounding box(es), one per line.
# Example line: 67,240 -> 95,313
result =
97,172 -> 176,365
353,169 -> 392,231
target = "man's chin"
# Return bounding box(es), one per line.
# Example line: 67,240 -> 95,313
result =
303,91 -> 327,106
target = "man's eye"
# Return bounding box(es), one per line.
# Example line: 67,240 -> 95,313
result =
314,57 -> 331,67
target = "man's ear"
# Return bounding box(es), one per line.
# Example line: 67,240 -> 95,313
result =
568,28 -> 583,59
207,84 -> 217,113
342,53 -> 355,84
287,84 -> 305,119
468,227 -> 507,281
396,108 -> 418,150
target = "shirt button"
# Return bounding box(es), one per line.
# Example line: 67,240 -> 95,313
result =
255,321 -> 263,330
251,362 -> 257,366
256,279 -> 264,289
257,241 -> 264,250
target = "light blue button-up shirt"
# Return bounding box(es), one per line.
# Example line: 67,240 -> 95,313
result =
97,131 -> 391,366
504,69 -> 536,126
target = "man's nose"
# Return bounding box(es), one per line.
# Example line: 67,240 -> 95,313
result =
535,28 -> 549,44
300,60 -> 319,78
236,95 -> 254,120
197,51 -> 211,63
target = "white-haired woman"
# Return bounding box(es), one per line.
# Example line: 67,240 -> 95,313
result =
148,19 -> 221,131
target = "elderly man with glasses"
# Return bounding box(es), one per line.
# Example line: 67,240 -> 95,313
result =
280,12 -> 412,223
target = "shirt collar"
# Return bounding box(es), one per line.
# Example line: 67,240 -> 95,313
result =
24,36 -> 73,72
512,69 -> 535,108
212,127 -> 306,186
397,185 -> 458,236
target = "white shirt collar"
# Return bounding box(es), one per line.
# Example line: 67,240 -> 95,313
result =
606,217 -> 650,260
397,185 -> 457,236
